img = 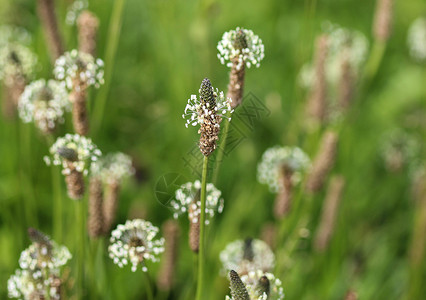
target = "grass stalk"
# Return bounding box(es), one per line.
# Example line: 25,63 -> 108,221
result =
195,155 -> 208,300
51,164 -> 63,243
364,40 -> 386,82
75,199 -> 86,298
91,0 -> 127,136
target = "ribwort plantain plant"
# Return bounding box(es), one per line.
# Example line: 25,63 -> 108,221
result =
182,77 -> 232,299
213,27 -> 264,183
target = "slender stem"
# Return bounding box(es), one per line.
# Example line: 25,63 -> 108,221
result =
75,199 -> 86,298
143,269 -> 155,300
195,156 -> 208,300
52,165 -> 62,243
212,112 -> 231,184
91,0 -> 127,136
364,40 -> 386,82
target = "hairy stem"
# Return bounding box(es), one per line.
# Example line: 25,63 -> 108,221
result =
195,155 -> 209,300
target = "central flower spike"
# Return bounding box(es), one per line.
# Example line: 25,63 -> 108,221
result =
183,78 -> 233,157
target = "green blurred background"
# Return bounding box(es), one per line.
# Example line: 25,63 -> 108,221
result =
1,0 -> 426,299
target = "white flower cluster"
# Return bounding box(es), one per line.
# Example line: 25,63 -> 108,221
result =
66,0 -> 89,25
220,239 -> 275,276
407,17 -> 426,62
8,269 -> 61,300
109,219 -> 165,272
0,43 -> 37,81
299,23 -> 368,89
7,231 -> 71,300
217,27 -> 265,70
18,79 -> 70,132
0,25 -> 32,47
44,133 -> 102,176
183,88 -> 233,128
91,152 -> 134,185
19,243 -> 71,271
171,180 -> 224,225
257,146 -> 310,193
226,271 -> 284,300
54,49 -> 104,91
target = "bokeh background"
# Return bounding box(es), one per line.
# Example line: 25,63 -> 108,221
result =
1,0 -> 426,299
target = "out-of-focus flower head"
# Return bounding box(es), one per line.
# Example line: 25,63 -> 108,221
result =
53,49 -> 104,91
91,152 -> 134,185
8,268 -> 62,300
0,43 -> 37,81
407,17 -> 426,62
170,180 -> 224,225
220,238 -> 275,276
257,146 -> 311,193
109,219 -> 165,272
66,0 -> 89,25
44,133 -> 102,176
299,22 -> 368,89
19,228 -> 71,271
217,27 -> 265,70
0,25 -> 32,47
18,79 -> 70,132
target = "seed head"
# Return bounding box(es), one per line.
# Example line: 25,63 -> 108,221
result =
54,49 -> 104,91
239,270 -> 285,300
108,219 -> 165,272
0,44 -> 37,81
18,79 -> 70,133
228,270 -> 250,300
44,133 -> 102,176
257,146 -> 310,193
91,152 -> 134,185
220,239 -> 275,276
218,27 -> 265,70
171,180 -> 224,225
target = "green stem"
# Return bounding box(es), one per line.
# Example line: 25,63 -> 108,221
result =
195,155 -> 208,300
212,112 -> 231,184
75,199 -> 86,298
364,40 -> 386,83
91,0 -> 127,136
52,165 -> 63,243
19,122 -> 38,228
143,269 -> 155,300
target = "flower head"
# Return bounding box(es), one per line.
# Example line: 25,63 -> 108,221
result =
240,271 -> 284,300
19,228 -> 72,271
0,43 -> 37,81
299,23 -> 368,89
91,152 -> 134,184
183,78 -> 233,156
8,229 -> 70,300
53,49 -> 104,91
171,180 -> 224,225
18,79 -> 70,132
217,27 -> 265,70
44,133 -> 102,176
109,219 -> 165,272
220,239 -> 275,276
0,25 -> 32,47
257,146 -> 310,193
407,17 -> 426,62
66,0 -> 89,25
8,268 -> 62,300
